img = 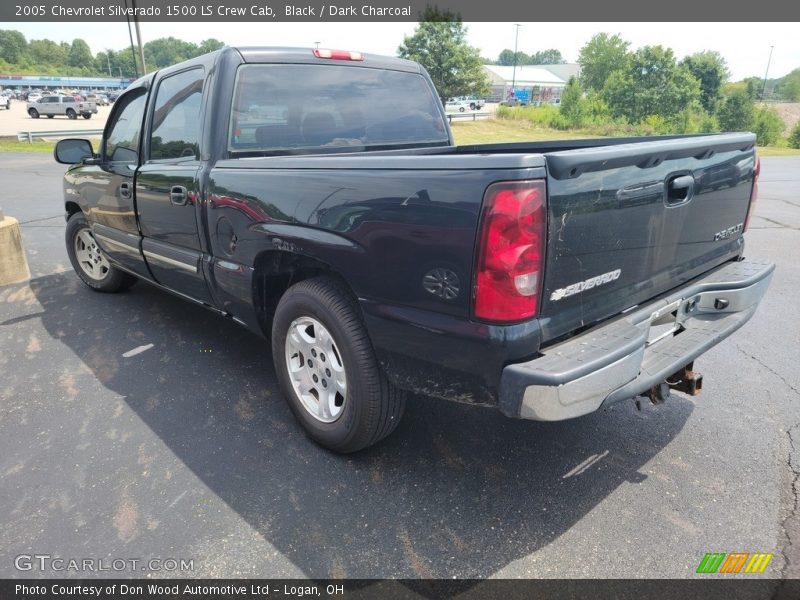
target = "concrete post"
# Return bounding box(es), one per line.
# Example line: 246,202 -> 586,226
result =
0,215 -> 31,285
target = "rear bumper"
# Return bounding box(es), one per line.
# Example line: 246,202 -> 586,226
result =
498,259 -> 775,421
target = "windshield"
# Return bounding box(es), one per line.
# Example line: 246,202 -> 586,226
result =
229,63 -> 449,153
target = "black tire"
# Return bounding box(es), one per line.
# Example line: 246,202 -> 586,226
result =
459,106 -> 465,112
46,114 -> 54,119
65,212 -> 137,293
82,113 -> 92,119
66,108 -> 77,119
28,108 -> 39,119
272,276 -> 406,453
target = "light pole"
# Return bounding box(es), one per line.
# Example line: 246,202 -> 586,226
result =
761,45 -> 774,101
511,24 -> 521,101
106,53 -> 112,78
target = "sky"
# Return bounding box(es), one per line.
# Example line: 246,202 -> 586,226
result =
2,21 -> 799,81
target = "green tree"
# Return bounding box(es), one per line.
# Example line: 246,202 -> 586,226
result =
144,37 -> 198,68
681,51 -> 729,113
601,46 -> 701,124
578,33 -> 630,92
718,90 -> 754,132
530,49 -> 565,65
560,77 -> 586,127
68,39 -> 93,68
398,12 -> 489,101
775,68 -> 800,102
497,49 -> 530,66
752,106 -> 784,145
788,121 -> 800,149
29,39 -> 68,66
196,38 -> 226,56
0,29 -> 28,63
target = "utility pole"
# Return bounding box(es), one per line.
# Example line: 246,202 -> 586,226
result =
106,52 -> 112,78
132,0 -> 147,75
761,45 -> 774,102
511,24 -> 521,101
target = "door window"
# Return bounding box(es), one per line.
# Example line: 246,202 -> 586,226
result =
104,91 -> 147,164
149,69 -> 204,161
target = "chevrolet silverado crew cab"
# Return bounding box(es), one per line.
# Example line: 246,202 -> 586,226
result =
54,47 -> 774,452
28,94 -> 97,119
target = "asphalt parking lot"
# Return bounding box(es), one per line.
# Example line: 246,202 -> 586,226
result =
0,153 -> 798,583
0,99 -> 111,137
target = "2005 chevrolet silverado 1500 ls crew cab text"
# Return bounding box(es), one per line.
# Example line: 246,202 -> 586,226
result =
53,47 -> 774,452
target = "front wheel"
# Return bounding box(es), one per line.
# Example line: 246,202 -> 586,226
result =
459,106 -> 465,112
65,213 -> 137,293
46,114 -> 54,119
28,108 -> 39,118
66,108 -> 77,119
272,276 -> 406,453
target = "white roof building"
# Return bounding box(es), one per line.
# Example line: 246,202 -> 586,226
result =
483,65 -> 570,88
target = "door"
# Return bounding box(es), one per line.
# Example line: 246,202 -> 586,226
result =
86,89 -> 151,278
135,67 -> 213,304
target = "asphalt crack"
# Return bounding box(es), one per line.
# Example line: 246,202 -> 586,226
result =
776,421 -> 800,590
736,344 -> 800,399
754,215 -> 800,231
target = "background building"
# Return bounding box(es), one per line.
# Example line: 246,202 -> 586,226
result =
482,64 -> 580,104
0,74 -> 127,91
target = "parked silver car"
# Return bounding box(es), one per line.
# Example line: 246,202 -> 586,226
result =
27,95 -> 98,119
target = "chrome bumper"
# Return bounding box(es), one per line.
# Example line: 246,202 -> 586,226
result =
498,260 -> 775,421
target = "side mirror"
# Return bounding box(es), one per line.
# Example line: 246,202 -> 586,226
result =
54,138 -> 95,165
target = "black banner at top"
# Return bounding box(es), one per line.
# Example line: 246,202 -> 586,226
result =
2,0 -> 800,21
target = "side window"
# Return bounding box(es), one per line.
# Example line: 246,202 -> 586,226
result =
104,91 -> 147,164
149,69 -> 203,161
63,97 -> 75,104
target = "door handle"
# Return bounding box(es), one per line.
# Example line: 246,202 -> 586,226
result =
169,185 -> 189,206
119,182 -> 132,199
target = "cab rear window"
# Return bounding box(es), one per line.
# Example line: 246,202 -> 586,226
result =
229,64 -> 448,153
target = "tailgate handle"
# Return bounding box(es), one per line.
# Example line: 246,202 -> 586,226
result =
666,174 -> 694,206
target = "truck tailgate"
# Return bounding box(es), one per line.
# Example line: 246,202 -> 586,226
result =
539,133 -> 757,342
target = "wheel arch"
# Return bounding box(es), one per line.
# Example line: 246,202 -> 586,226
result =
251,249 -> 359,337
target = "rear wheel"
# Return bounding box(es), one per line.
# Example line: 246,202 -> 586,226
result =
65,213 -> 137,293
82,113 -> 92,119
272,276 -> 406,453
66,108 -> 77,119
46,114 -> 54,119
28,108 -> 39,118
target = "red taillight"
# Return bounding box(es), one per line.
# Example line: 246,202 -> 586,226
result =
473,180 -> 546,322
312,48 -> 364,61
744,155 -> 760,232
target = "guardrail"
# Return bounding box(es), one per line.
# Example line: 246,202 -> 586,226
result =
17,129 -> 104,143
446,111 -> 492,123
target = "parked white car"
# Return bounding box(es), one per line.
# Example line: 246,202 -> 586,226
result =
0,95 -> 8,110
445,99 -> 471,113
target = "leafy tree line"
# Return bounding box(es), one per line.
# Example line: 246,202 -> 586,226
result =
547,32 -> 791,145
0,29 -> 224,78
495,48 -> 566,66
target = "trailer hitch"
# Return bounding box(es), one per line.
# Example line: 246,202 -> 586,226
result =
667,362 -> 703,396
634,362 -> 703,410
